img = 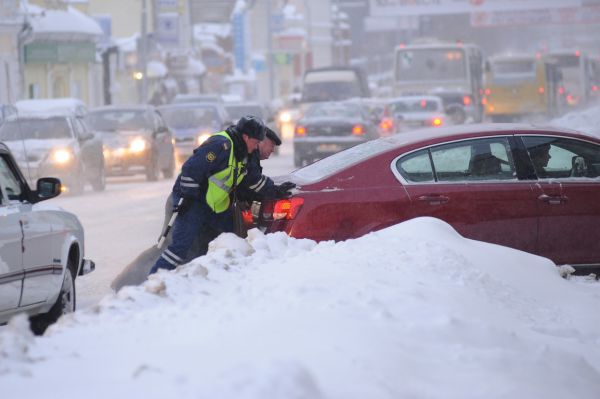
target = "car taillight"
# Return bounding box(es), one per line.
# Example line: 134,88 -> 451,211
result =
538,86 -> 545,94
462,95 -> 472,106
295,125 -> 306,136
593,85 -> 598,92
273,197 -> 304,220
352,124 -> 365,135
484,88 -> 491,96
432,117 -> 442,127
379,117 -> 394,133
558,86 -> 565,95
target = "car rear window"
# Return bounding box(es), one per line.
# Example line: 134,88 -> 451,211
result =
292,138 -> 397,183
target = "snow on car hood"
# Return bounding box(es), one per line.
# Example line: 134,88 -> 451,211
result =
100,130 -> 149,148
1,217 -> 600,398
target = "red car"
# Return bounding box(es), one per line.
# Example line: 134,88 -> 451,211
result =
258,123 -> 600,271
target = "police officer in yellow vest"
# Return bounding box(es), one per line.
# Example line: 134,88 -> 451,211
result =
150,115 -> 266,273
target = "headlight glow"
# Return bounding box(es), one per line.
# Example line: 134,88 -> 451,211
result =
197,133 -> 211,146
129,138 -> 147,153
279,110 -> 292,123
52,149 -> 72,164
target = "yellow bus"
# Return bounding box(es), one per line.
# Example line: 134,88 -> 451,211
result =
482,55 -> 563,122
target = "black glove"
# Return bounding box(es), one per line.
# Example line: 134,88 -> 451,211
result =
173,198 -> 190,214
275,181 -> 296,198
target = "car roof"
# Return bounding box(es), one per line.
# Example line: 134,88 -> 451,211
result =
15,98 -> 87,117
384,123 -> 598,149
90,105 -> 156,112
158,102 -> 221,110
389,95 -> 442,103
0,141 -> 9,153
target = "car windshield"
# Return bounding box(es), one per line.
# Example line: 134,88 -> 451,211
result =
390,99 -> 440,113
292,138 -> 397,183
225,105 -> 264,121
305,103 -> 363,118
160,107 -> 219,129
0,117 -> 72,140
396,48 -> 467,82
87,110 -> 152,132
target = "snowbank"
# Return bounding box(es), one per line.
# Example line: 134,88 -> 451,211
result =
551,104 -> 600,139
1,217 -> 599,398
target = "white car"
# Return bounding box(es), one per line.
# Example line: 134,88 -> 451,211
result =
387,95 -> 449,132
0,142 -> 94,334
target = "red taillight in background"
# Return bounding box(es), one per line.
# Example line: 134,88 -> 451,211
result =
379,117 -> 394,134
432,117 -> 442,127
295,125 -> 306,136
462,95 -> 472,106
538,86 -> 545,94
593,85 -> 598,92
352,124 -> 365,135
484,88 -> 491,96
559,87 -> 565,95
273,197 -> 304,220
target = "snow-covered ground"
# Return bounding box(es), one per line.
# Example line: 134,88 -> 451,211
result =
1,217 -> 599,398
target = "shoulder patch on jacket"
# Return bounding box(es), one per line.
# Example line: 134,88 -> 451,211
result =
206,152 -> 216,162
223,141 -> 230,151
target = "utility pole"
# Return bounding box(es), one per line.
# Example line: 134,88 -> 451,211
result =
140,0 -> 148,103
267,0 -> 275,100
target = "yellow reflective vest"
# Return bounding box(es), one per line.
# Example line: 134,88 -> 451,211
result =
205,131 -> 247,213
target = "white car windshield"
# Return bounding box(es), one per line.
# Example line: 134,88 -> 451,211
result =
0,117 -> 72,140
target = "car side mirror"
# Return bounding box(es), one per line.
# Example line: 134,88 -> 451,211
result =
34,177 -> 62,202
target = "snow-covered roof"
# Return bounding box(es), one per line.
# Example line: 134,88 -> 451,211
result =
25,4 -> 103,39
15,98 -> 87,117
147,61 -> 168,79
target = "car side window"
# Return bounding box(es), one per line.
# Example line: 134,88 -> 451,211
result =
396,149 -> 434,183
431,138 -> 516,182
0,155 -> 24,202
522,136 -> 600,179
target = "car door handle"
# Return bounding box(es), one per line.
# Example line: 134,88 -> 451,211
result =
418,195 -> 449,205
538,194 -> 567,205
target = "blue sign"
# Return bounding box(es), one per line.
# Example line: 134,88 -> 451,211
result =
233,12 -> 246,72
156,13 -> 180,45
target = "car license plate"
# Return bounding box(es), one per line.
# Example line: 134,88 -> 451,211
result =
316,144 -> 341,153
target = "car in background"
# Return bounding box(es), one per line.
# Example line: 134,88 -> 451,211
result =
0,115 -> 105,194
0,142 -> 95,334
171,94 -> 223,104
87,106 -> 176,181
0,104 -> 17,125
387,95 -> 448,132
258,123 -> 600,273
158,102 -> 231,164
293,101 -> 380,167
224,101 -> 271,124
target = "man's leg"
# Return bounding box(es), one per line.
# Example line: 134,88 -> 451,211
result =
150,201 -> 204,274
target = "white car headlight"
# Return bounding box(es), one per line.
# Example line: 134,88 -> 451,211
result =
129,138 -> 147,153
279,110 -> 292,123
51,149 -> 73,164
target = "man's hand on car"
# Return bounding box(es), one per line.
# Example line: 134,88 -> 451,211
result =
275,181 -> 296,198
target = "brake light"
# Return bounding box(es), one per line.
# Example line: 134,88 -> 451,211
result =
484,88 -> 491,96
273,197 -> 304,220
538,86 -> 545,94
559,87 -> 565,95
593,85 -> 598,92
462,95 -> 471,106
379,117 -> 394,133
352,124 -> 365,135
432,117 -> 442,127
575,50 -> 581,57
420,100 -> 427,108
481,97 -> 488,105
295,125 -> 306,136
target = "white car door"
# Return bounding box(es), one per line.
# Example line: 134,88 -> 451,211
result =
0,155 -> 24,312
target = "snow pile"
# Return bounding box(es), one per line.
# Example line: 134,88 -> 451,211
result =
1,217 -> 600,398
551,104 -> 600,138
